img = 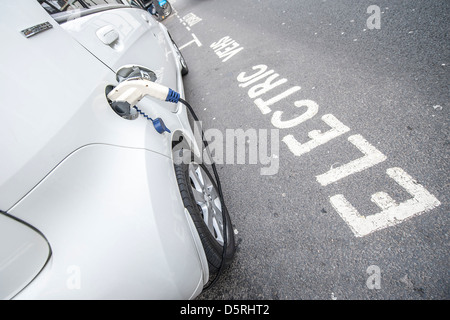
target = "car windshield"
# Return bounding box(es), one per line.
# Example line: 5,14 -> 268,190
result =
37,0 -> 143,15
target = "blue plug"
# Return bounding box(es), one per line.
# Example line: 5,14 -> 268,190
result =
152,117 -> 171,134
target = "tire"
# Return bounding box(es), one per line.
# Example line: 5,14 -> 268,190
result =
172,39 -> 189,76
174,158 -> 235,275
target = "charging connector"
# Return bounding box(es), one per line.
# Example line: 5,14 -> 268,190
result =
107,79 -> 180,106
107,79 -> 179,134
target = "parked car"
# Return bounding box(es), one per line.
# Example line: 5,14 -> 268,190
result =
0,0 -> 234,299
141,0 -> 173,21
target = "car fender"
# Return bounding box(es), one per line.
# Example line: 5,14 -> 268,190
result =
9,144 -> 208,299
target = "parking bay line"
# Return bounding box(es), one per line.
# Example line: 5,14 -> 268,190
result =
179,33 -> 202,50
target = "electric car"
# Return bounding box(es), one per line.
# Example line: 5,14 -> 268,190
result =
0,0 -> 234,299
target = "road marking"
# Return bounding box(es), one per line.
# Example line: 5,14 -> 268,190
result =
179,33 -> 202,50
271,99 -> 319,129
236,64 -> 300,114
254,86 -> 301,115
188,25 -> 442,237
182,13 -> 203,27
248,73 -> 288,98
210,36 -> 244,62
232,63 -> 441,236
238,65 -> 275,88
316,134 -> 387,186
330,167 -> 441,237
282,114 -> 351,156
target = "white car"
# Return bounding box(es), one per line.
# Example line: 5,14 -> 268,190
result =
0,0 -> 235,299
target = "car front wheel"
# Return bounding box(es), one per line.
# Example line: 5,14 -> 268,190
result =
174,159 -> 235,276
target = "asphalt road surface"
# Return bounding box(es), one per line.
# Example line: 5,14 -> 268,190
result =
163,0 -> 449,299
